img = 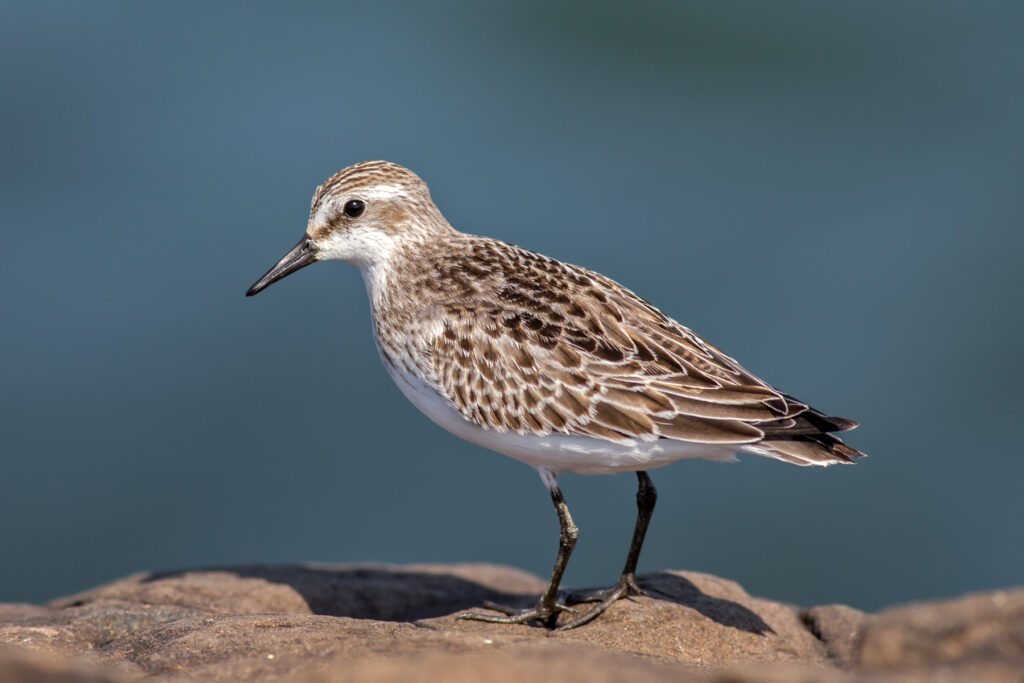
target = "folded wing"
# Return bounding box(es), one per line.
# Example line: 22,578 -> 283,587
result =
419,246 -> 863,466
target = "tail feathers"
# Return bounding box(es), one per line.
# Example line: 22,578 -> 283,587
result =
746,402 -> 866,466
751,433 -> 866,466
759,398 -> 859,437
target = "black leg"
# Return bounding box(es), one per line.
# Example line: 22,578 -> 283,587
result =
622,470 -> 657,585
559,471 -> 657,630
458,482 -> 579,627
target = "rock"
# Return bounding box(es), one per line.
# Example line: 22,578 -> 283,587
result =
0,648 -> 128,683
0,563 -> 1020,682
801,603 -> 872,666
856,588 -> 1024,670
299,649 -> 707,683
433,569 -> 832,669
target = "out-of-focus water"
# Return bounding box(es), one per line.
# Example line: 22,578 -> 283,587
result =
2,1 -> 1022,610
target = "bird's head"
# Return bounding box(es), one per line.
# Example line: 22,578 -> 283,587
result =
246,160 -> 449,296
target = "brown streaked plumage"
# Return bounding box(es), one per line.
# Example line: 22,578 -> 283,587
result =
384,233 -> 859,462
247,160 -> 865,631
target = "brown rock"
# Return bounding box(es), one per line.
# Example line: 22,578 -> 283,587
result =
51,570 -> 313,616
0,648 -> 129,683
802,603 -> 873,666
0,564 -> 1020,682
856,588 -> 1024,670
302,648 -> 707,683
436,569 -> 829,669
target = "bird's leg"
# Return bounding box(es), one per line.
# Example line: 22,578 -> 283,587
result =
458,478 -> 579,627
559,471 -> 657,630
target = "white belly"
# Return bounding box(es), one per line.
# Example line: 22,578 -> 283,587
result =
379,352 -> 738,476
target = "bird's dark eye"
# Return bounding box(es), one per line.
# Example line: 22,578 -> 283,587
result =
343,199 -> 365,218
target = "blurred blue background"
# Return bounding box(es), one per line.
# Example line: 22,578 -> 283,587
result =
2,1 -> 1022,611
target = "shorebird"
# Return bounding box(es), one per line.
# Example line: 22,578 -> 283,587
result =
246,161 -> 864,630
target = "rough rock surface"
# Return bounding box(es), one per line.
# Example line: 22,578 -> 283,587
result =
0,564 -> 1021,682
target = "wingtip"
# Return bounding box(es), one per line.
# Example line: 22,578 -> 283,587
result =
833,442 -> 867,462
833,417 -> 859,432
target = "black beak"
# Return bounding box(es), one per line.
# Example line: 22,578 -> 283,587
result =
246,237 -> 318,296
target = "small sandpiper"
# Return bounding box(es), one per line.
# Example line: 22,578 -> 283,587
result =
247,161 -> 864,630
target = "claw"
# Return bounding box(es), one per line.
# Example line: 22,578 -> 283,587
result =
478,600 -> 525,616
566,573 -> 645,605
555,574 -> 646,631
457,609 -> 545,625
457,599 -> 578,626
557,584 -> 629,630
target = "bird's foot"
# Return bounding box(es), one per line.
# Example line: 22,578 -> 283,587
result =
556,573 -> 645,631
566,572 -> 645,604
457,597 -> 577,628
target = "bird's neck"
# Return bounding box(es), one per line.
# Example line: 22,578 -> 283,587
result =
358,225 -> 458,320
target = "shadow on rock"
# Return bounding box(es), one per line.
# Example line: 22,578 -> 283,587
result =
143,565 -> 774,634
145,565 -> 533,622
634,572 -> 775,635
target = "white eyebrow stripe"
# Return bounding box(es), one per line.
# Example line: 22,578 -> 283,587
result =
358,184 -> 407,201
